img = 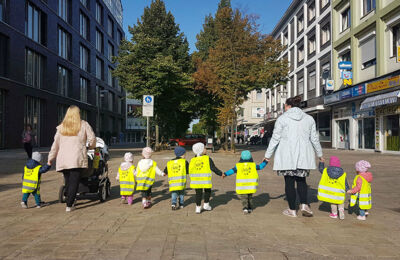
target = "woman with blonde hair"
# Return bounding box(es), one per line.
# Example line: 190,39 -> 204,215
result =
48,105 -> 96,212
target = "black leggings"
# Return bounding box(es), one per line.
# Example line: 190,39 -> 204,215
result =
24,142 -> 33,159
195,188 -> 211,206
284,176 -> 308,210
63,169 -> 83,207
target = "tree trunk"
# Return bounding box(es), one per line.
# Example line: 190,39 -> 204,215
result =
230,115 -> 236,153
223,126 -> 228,151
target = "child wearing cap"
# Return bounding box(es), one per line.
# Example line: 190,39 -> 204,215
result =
164,146 -> 189,210
347,160 -> 373,221
189,142 -> 223,214
21,152 -> 51,209
116,152 -> 135,205
317,156 -> 349,220
223,150 -> 268,214
135,147 -> 166,209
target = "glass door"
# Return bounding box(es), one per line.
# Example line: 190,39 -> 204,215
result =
24,96 -> 41,147
385,115 -> 400,151
337,119 -> 349,149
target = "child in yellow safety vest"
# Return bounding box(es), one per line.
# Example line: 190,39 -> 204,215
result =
223,150 -> 268,214
116,152 -> 135,205
317,156 -> 349,220
134,147 -> 166,209
189,142 -> 223,214
347,160 -> 373,221
21,152 -> 51,209
163,146 -> 189,210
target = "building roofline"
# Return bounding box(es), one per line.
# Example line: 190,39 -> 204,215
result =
271,0 -> 303,37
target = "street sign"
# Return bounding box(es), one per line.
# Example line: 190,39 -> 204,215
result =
338,61 -> 352,70
143,95 -> 154,106
326,80 -> 334,91
143,95 -> 154,117
142,106 -> 154,117
341,71 -> 352,80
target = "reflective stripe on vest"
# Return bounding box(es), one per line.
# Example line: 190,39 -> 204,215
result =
235,163 -> 258,195
135,162 -> 157,191
22,166 -> 41,194
350,175 -> 372,209
167,159 -> 187,191
317,168 -> 346,204
189,155 -> 212,189
119,166 -> 135,195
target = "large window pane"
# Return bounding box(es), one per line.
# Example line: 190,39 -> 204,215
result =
57,65 -> 70,97
80,77 -> 88,103
58,0 -> 70,23
25,49 -> 43,89
80,12 -> 89,40
80,45 -> 89,71
96,29 -> 103,53
385,115 -> 400,151
24,96 -> 41,146
58,27 -> 71,60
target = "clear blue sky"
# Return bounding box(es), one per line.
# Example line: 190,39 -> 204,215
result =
120,0 -> 292,53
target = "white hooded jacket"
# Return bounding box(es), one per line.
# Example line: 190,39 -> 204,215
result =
134,159 -> 164,176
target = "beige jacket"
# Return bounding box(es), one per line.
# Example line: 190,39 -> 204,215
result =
48,120 -> 96,172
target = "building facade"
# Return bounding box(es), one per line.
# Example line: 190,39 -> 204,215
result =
125,98 -> 146,143
0,0 -> 125,149
237,90 -> 267,136
326,0 -> 400,152
266,0 -> 333,148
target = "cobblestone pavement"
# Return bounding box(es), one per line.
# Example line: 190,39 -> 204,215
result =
0,146 -> 399,260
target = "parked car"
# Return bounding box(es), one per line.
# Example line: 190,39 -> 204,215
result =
170,134 -> 206,146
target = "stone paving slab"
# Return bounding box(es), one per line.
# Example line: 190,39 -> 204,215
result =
0,146 -> 399,259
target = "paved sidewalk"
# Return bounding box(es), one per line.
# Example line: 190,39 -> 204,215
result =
0,146 -> 399,259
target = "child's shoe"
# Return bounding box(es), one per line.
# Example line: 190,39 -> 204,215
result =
339,209 -> 345,220
66,206 -> 75,212
195,206 -> 202,214
35,205 -> 41,209
243,208 -> 249,214
365,211 -> 369,216
357,215 -> 366,221
21,202 -> 28,209
329,213 -> 338,219
179,205 -> 184,209
171,204 -> 176,211
203,203 -> 212,211
248,208 -> 253,214
282,209 -> 297,217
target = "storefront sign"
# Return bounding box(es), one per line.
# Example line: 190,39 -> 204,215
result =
341,71 -> 353,80
375,105 -> 400,116
324,92 -> 340,104
366,75 -> 400,93
352,84 -> 366,97
375,118 -> 380,150
326,80 -> 334,91
338,61 -> 352,70
340,89 -> 352,99
352,109 -> 374,118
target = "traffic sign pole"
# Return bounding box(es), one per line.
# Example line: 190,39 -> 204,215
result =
146,116 -> 150,147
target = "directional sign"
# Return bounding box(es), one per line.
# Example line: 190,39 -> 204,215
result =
338,61 -> 352,70
326,80 -> 334,91
143,95 -> 154,106
143,95 -> 154,117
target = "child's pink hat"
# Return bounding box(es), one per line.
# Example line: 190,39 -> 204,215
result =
329,156 -> 341,167
355,160 -> 371,173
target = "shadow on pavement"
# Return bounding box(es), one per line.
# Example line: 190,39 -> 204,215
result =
0,180 -> 52,192
252,193 -> 271,209
211,190 -> 239,209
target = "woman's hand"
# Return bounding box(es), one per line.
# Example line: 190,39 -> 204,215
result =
319,157 -> 325,162
264,158 -> 270,162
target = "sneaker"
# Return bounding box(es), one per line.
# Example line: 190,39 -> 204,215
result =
66,206 -> 75,212
195,206 -> 202,214
243,208 -> 249,214
171,204 -> 176,211
329,213 -> 338,219
179,205 -> 184,209
248,208 -> 253,213
21,202 -> 28,209
357,215 -> 366,221
339,210 -> 345,220
35,205 -> 41,209
282,209 -> 297,218
300,204 -> 313,217
203,203 -> 212,211
365,212 -> 369,216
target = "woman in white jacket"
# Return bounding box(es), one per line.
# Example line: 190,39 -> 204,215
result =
265,96 -> 324,218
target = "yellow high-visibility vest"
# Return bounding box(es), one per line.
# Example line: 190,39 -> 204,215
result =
317,168 -> 347,204
136,161 -> 157,191
235,162 -> 258,195
167,159 -> 187,192
350,175 -> 372,210
119,165 -> 135,196
22,166 -> 41,194
189,155 -> 212,189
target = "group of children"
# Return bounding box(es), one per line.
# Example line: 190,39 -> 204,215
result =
20,143 -> 373,221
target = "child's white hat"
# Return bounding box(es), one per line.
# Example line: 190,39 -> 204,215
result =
32,152 -> 42,162
192,142 -> 205,156
124,152 -> 134,162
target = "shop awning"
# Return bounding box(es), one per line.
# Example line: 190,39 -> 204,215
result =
360,90 -> 400,110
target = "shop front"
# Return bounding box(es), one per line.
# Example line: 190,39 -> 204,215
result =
375,105 -> 400,152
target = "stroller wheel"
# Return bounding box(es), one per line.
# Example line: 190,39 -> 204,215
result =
59,185 -> 67,203
106,179 -> 111,197
99,185 -> 107,202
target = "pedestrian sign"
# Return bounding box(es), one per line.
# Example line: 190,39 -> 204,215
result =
143,95 -> 154,117
143,95 -> 154,106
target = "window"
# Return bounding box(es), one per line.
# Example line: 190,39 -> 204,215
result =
118,97 -> 122,114
298,15 -> 304,34
308,35 -> 316,54
340,50 -> 351,61
308,2 -> 316,22
392,24 -> 400,58
58,27 -> 71,60
81,109 -> 88,121
320,0 -> 330,10
24,96 -> 41,146
108,92 -> 114,111
80,45 -> 89,72
283,31 -> 288,46
298,77 -> 304,94
108,66 -> 113,86
80,0 -> 88,9
80,12 -> 89,40
96,29 -> 103,53
298,45 -> 304,62
107,17 -> 113,37
95,85 -> 100,106
308,70 -> 316,90
57,104 -> 68,124
57,65 -> 70,97
362,0 -> 375,16
96,57 -> 103,79
25,2 -> 46,45
256,91 -> 262,100
0,0 -> 8,22
95,1 -> 102,25
115,77 -> 121,92
117,29 -> 122,44
341,7 -> 351,32
80,77 -> 88,103
108,42 -> 114,61
290,20 -> 294,44
321,23 -> 330,45
25,49 -> 44,89
58,0 -> 70,23
360,35 -> 376,68
0,33 -> 8,77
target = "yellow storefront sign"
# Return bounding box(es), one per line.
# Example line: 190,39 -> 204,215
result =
367,75 -> 400,93
375,105 -> 400,116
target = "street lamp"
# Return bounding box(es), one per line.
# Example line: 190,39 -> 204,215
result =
97,90 -> 108,136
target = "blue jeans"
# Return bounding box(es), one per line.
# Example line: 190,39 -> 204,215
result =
359,209 -> 366,216
22,191 -> 41,206
171,190 -> 184,206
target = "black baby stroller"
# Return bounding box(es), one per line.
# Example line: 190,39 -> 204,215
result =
59,138 -> 111,203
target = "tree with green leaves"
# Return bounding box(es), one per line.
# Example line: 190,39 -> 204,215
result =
114,0 -> 193,139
